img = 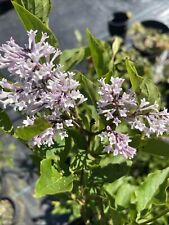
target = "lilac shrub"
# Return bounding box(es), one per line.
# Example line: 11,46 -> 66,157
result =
0,1 -> 169,224
1,31 -> 169,159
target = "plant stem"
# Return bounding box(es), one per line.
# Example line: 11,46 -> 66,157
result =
73,119 -> 106,136
96,192 -> 106,225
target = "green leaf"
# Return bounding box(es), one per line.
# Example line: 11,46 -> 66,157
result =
13,0 -> 51,24
86,29 -> 110,77
104,177 -> 126,197
112,37 -> 122,60
105,71 -> 113,84
133,167 -> 169,212
141,138 -> 169,157
0,109 -> 13,134
125,58 -> 143,93
35,158 -> 73,198
154,179 -> 169,205
115,183 -> 136,208
68,128 -> 87,150
52,201 -> 71,215
15,118 -> 50,140
77,104 -> 104,132
60,47 -> 90,71
76,72 -> 99,105
99,154 -> 125,167
126,59 -> 161,104
12,1 -> 58,48
104,176 -> 132,209
111,210 -> 124,225
90,162 -> 129,184
140,77 -> 161,105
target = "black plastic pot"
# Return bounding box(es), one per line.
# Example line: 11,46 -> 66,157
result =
141,20 -> 169,33
69,217 -> 85,225
0,196 -> 16,225
108,11 -> 129,38
133,20 -> 169,62
0,0 -> 13,15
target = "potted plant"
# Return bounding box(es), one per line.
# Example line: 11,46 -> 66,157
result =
0,1 -> 169,224
129,20 -> 169,62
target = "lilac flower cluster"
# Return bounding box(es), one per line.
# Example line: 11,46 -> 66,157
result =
128,98 -> 169,137
0,30 -> 86,146
98,77 -> 169,158
99,126 -> 136,159
98,77 -> 137,126
0,30 -> 168,159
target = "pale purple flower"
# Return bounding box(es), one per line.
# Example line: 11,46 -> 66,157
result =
99,126 -> 136,159
0,78 -> 16,90
0,30 -> 86,147
139,98 -> 159,113
98,77 -> 169,138
46,71 -> 85,112
128,99 -> 169,137
59,130 -> 68,140
139,98 -> 150,108
0,30 -> 61,77
0,37 -> 26,72
31,120 -> 71,147
97,77 -> 169,158
65,119 -> 73,127
23,116 -> 35,127
97,77 -> 137,125
32,128 -> 56,147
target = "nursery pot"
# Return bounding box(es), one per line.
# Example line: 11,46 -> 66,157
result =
141,20 -> 169,33
0,0 -> 13,15
0,196 -> 16,225
133,20 -> 169,62
108,11 -> 129,38
69,217 -> 85,225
